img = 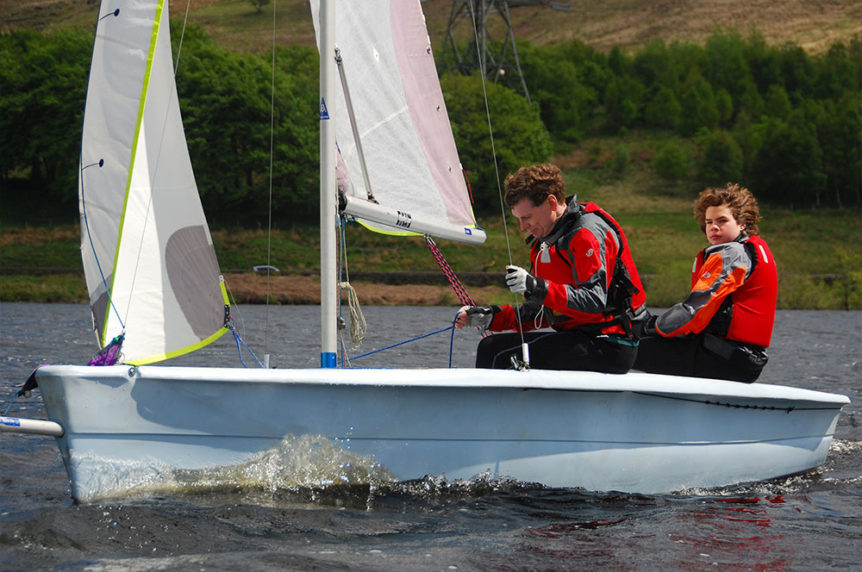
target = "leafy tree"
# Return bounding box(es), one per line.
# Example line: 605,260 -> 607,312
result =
653,140 -> 690,181
697,129 -> 743,185
743,33 -> 783,94
440,73 -> 552,213
678,70 -> 719,136
177,36 -> 276,219
175,31 -> 318,225
704,32 -> 751,100
715,88 -> 733,124
0,30 -> 91,206
731,111 -> 765,180
811,94 -> 862,207
576,60 -> 611,104
749,117 -> 826,207
779,44 -> 816,102
632,39 -> 678,91
764,84 -> 792,120
607,45 -> 628,76
815,42 -> 858,100
604,76 -> 642,133
520,44 -> 592,142
643,86 -> 681,131
735,78 -> 764,119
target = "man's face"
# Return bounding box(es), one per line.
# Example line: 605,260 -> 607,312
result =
511,196 -> 557,239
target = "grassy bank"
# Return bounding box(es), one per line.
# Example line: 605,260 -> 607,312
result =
3,164 -> 861,309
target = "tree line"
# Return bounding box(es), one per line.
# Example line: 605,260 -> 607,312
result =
512,33 -> 862,209
1,25 -> 859,226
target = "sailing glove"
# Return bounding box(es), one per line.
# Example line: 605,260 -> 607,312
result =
458,305 -> 498,332
506,265 -> 546,301
633,314 -> 658,338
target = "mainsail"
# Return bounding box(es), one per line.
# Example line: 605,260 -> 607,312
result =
78,0 -> 229,365
310,0 -> 487,245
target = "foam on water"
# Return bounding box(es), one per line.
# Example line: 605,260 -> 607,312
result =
72,434 -> 398,502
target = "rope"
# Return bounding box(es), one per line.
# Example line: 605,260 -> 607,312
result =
228,322 -> 265,368
339,280 -> 367,348
2,394 -> 17,416
425,236 -> 475,306
339,325 -> 455,365
448,314 -> 458,368
338,219 -> 368,352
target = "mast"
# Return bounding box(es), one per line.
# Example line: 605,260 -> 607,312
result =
319,0 -> 337,367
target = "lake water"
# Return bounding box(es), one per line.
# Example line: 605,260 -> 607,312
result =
1,303 -> 860,570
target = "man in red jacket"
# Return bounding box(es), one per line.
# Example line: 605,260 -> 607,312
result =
634,183 -> 777,382
456,163 -> 647,373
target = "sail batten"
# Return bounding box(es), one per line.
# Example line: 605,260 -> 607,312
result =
79,0 -> 229,364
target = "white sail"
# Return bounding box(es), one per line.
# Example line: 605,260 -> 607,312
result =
310,0 -> 486,245
78,0 -> 230,365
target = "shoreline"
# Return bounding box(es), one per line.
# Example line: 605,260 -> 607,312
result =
224,274 -> 508,306
1,271 -> 858,309
0,273 -> 509,307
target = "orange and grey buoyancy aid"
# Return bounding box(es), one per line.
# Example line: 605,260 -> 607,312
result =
694,234 -> 777,348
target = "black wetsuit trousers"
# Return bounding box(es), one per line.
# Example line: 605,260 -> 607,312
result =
475,330 -> 637,374
633,333 -> 767,383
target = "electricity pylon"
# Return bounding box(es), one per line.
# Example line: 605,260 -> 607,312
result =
439,0 -> 572,102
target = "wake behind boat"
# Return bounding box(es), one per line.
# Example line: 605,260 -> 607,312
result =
1,0 -> 848,502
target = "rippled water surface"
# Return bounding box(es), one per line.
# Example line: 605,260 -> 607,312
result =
1,304 -> 860,570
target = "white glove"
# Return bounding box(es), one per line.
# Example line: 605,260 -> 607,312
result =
505,265 -> 536,295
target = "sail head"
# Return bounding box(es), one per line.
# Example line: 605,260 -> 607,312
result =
311,0 -> 486,245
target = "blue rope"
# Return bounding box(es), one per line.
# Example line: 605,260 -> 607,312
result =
449,315 -> 458,368
229,324 -> 265,368
2,393 -> 17,416
339,325 -> 455,366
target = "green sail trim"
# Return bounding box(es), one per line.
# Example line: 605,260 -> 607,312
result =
125,279 -> 232,366
100,0 -> 165,347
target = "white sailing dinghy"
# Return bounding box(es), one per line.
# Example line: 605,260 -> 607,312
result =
1,0 -> 849,502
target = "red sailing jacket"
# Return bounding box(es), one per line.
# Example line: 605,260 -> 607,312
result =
655,234 -> 777,347
490,200 -> 646,336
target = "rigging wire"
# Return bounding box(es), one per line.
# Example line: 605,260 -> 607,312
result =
122,0 -> 195,337
263,0 -> 278,365
80,159 -> 124,335
465,1 -> 530,365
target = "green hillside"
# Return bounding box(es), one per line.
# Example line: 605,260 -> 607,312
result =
1,0 -> 860,309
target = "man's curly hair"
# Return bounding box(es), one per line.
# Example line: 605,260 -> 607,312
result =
693,183 -> 761,236
504,164 -> 566,208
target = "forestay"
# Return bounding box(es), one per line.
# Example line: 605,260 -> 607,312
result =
310,0 -> 486,245
78,0 -> 230,365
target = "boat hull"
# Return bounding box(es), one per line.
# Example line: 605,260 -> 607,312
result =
35,365 -> 848,501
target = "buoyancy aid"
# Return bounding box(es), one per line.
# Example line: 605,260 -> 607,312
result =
694,234 -> 777,348
529,200 -> 646,336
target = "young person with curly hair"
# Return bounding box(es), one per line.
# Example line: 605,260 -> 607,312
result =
634,183 -> 778,382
